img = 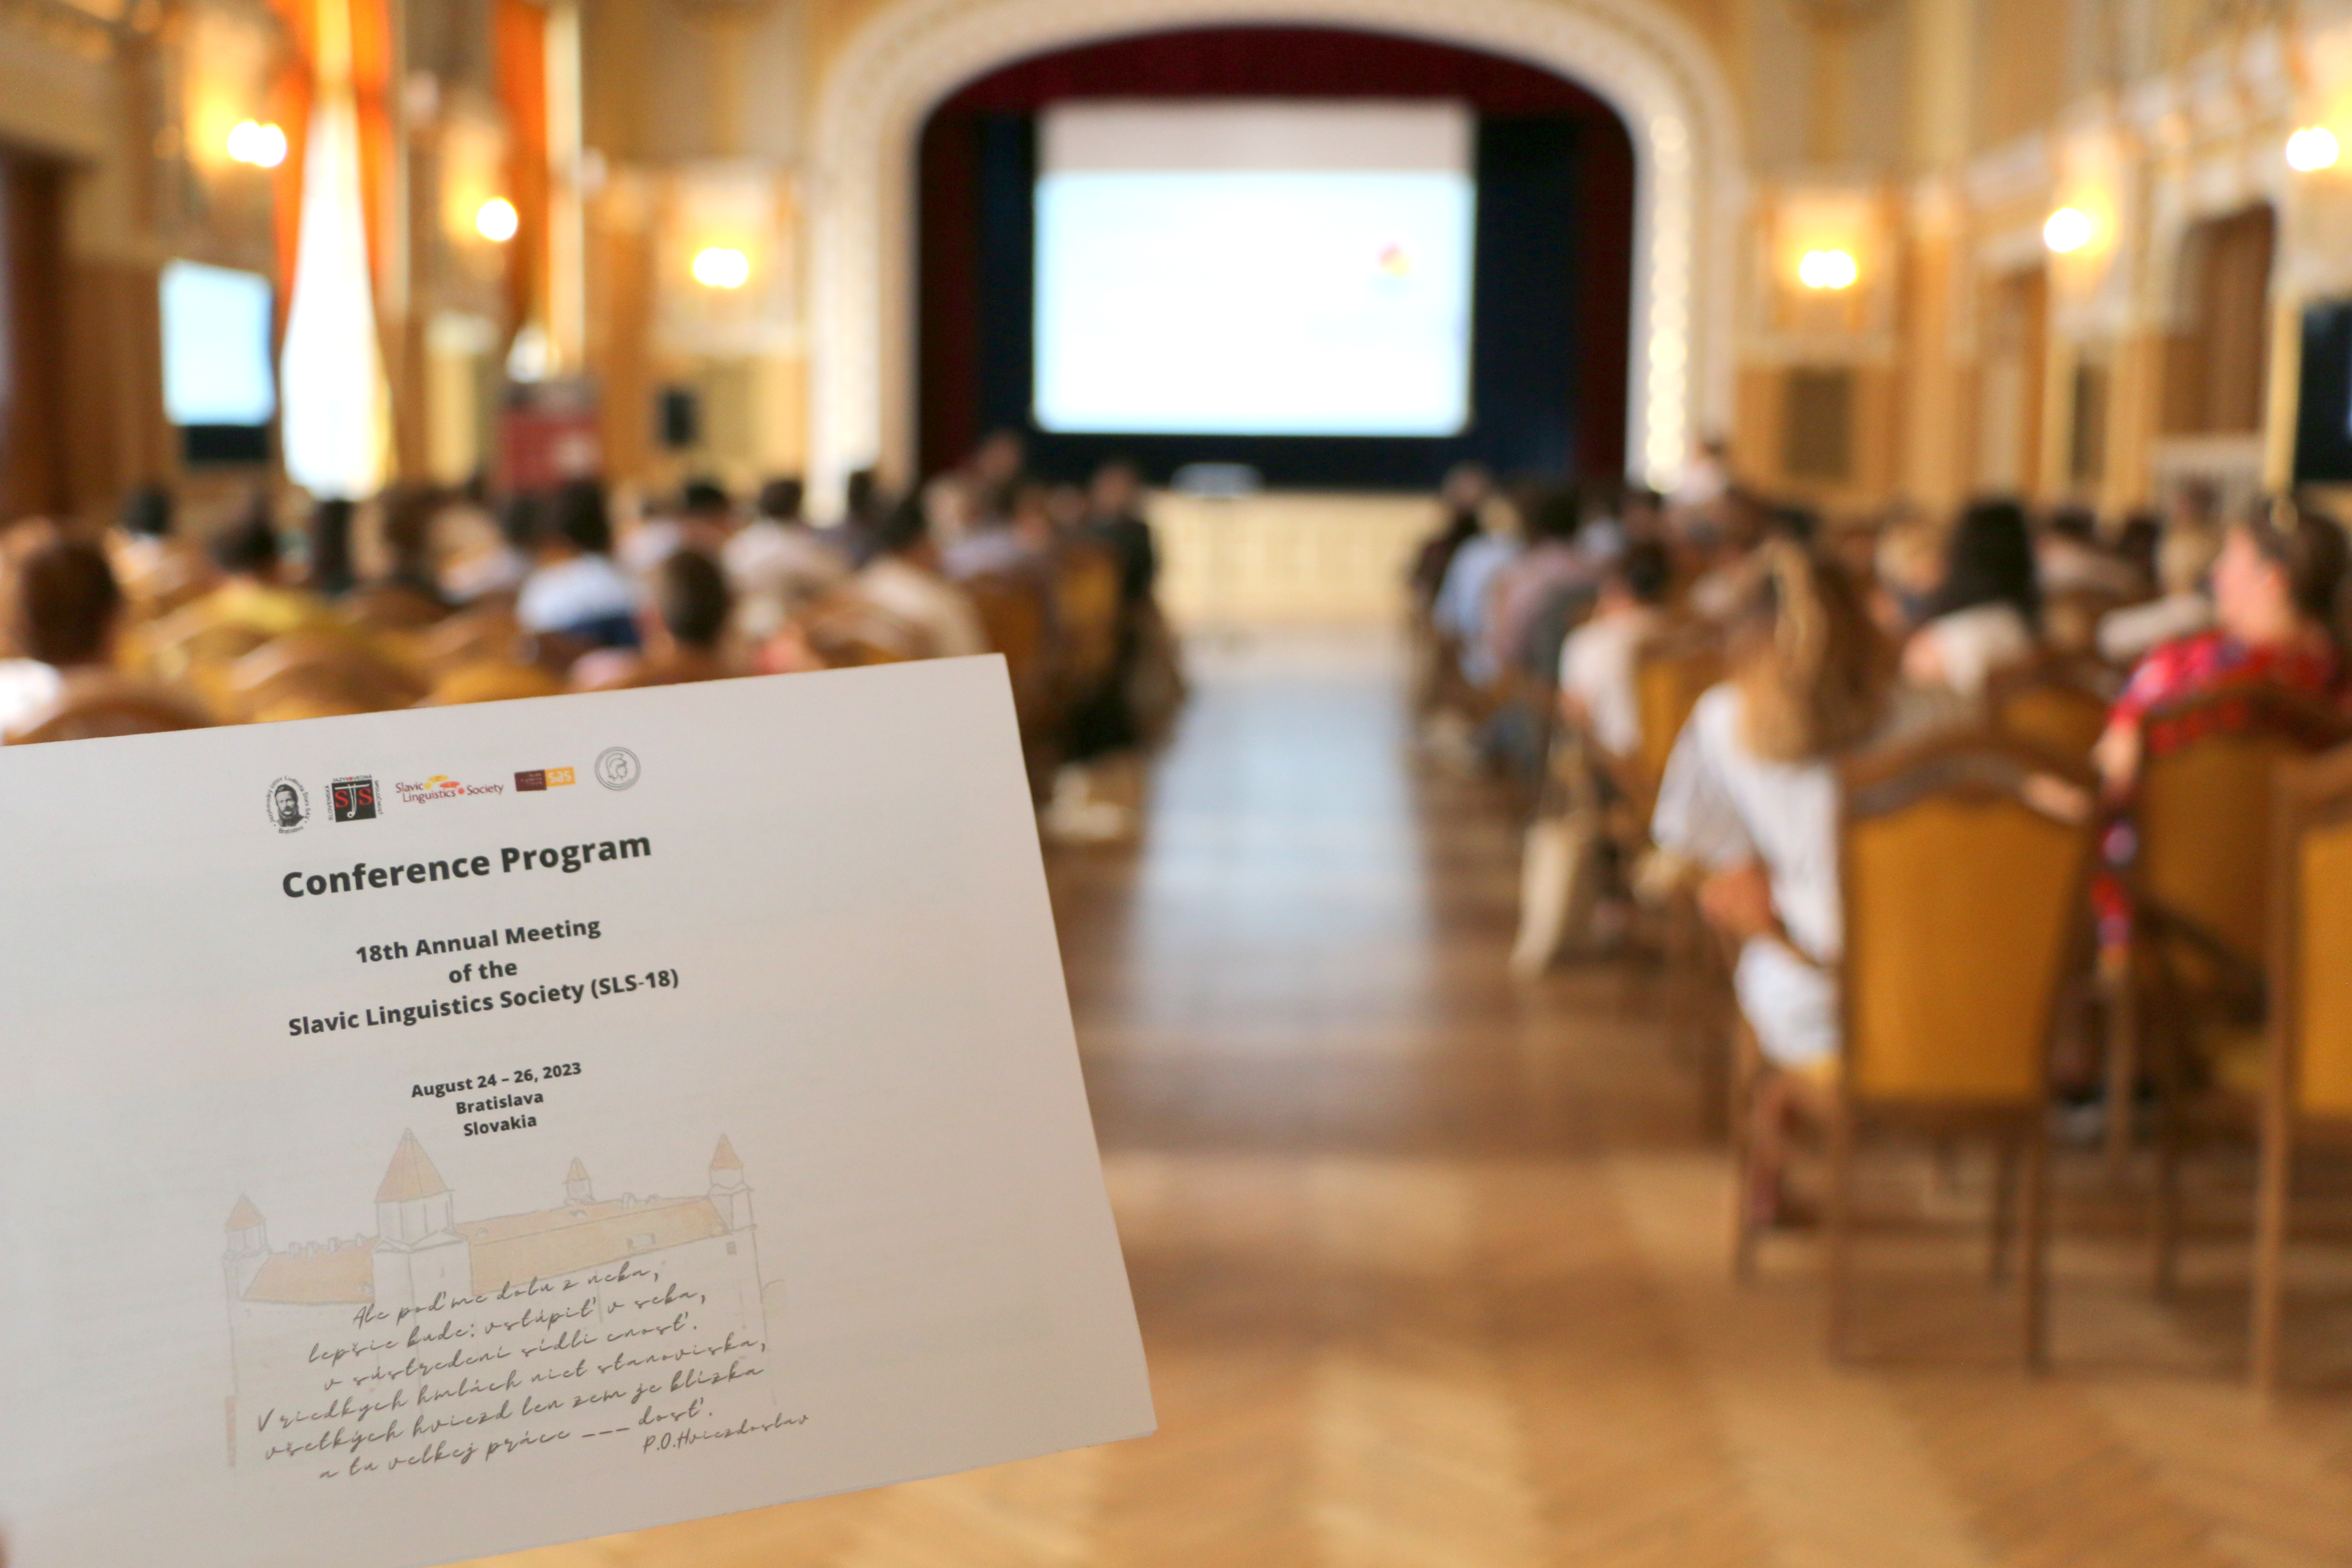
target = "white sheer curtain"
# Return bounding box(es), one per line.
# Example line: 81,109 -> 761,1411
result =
279,0 -> 391,501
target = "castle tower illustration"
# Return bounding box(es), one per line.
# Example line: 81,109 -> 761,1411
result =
371,1130 -> 472,1310
223,1133 -> 773,1468
223,1196 -> 269,1296
709,1135 -> 753,1231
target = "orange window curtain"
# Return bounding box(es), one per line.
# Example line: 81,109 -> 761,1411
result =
496,0 -> 549,338
267,0 -> 317,335
268,0 -> 394,329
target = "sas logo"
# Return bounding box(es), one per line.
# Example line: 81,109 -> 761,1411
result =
331,775 -> 379,822
514,767 -> 577,792
266,777 -> 311,833
394,773 -> 506,804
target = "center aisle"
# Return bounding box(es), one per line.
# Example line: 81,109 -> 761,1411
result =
468,628 -> 2352,1568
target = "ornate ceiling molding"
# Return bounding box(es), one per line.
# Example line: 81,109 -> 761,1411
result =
805,0 -> 1745,501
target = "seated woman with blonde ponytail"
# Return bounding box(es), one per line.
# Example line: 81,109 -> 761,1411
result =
1650,541 -> 1965,1223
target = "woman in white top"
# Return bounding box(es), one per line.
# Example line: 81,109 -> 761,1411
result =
1900,499 -> 2039,699
1651,542 -> 1948,1224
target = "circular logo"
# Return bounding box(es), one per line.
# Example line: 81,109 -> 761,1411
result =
266,777 -> 311,833
594,747 -> 641,791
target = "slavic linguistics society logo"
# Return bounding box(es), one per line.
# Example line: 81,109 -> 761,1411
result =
331,775 -> 379,822
267,778 -> 311,833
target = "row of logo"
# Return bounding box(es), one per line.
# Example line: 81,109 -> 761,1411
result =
267,747 -> 640,833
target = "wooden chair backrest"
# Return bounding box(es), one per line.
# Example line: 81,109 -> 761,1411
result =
1840,734 -> 2096,1105
2135,687 -> 2350,967
1988,653 -> 2117,763
2043,588 -> 2130,655
339,582 -> 450,634
226,630 -> 425,717
413,604 -> 524,672
800,598 -> 922,667
1632,634 -> 1722,797
964,571 -> 1054,710
424,659 -> 567,706
1053,542 -> 1125,698
2270,747 -> 2352,1121
6,682 -> 210,744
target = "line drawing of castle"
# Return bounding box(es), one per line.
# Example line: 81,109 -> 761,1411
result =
222,1131 -> 772,1470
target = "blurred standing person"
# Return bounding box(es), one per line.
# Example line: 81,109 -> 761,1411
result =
518,478 -> 643,649
725,476 -> 847,643
305,497 -> 358,597
1084,460 -> 1158,609
1902,499 -> 2040,698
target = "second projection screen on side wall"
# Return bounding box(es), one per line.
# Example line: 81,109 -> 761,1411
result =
1033,100 -> 1475,437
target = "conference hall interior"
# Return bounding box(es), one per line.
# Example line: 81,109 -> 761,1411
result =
12,0 -> 2352,1555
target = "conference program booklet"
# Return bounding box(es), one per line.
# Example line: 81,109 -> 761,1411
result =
0,658 -> 1153,1568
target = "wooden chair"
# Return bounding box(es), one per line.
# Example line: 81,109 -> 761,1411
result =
422,659 -> 568,706
2113,688 -> 2351,1265
411,602 -> 526,674
2251,744 -> 2352,1391
1051,540 -> 1126,713
338,581 -> 451,635
1628,631 -> 1723,818
1823,731 -> 2098,1367
1988,652 -> 2119,763
964,570 -> 1066,800
224,630 -> 426,720
2042,587 -> 2132,656
799,597 -> 922,668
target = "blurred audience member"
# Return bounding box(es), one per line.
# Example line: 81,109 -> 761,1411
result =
441,491 -> 536,603
1870,509 -> 1946,637
1651,543 -> 1936,1222
1902,499 -> 2039,698
946,482 -> 1052,581
1486,488 -> 1596,680
0,531 -> 199,739
1558,539 -> 1672,758
2037,506 -> 2144,598
2099,514 -> 2220,664
518,479 -> 642,649
725,476 -> 846,642
1433,496 -> 1522,686
575,550 -> 734,690
1409,462 -> 1493,616
857,496 -> 988,658
199,497 -> 334,636
2094,501 -> 2347,797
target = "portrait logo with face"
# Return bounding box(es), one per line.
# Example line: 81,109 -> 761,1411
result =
266,777 -> 311,833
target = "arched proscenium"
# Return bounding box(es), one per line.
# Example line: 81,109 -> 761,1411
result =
806,0 -> 1743,501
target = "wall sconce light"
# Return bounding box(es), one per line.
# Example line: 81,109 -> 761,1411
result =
226,120 -> 288,168
692,247 -> 750,289
475,198 -> 519,243
1796,249 -> 1858,290
2288,126 -> 2340,172
2043,207 -> 2092,254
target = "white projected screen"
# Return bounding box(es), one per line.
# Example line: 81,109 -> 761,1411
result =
1034,101 -> 1475,437
160,260 -> 277,426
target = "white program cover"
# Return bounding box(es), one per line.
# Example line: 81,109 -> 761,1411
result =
0,658 -> 1152,1568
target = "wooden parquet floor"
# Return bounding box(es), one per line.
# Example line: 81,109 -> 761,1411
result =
461,628 -> 2352,1568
